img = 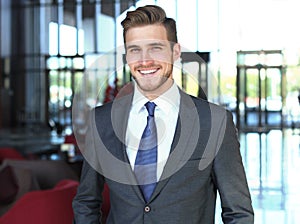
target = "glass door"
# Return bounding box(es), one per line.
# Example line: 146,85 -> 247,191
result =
236,50 -> 285,132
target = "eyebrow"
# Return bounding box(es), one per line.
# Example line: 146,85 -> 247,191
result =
148,42 -> 166,47
126,44 -> 140,50
126,42 -> 166,50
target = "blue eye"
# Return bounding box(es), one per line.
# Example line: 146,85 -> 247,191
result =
129,48 -> 141,53
151,46 -> 162,51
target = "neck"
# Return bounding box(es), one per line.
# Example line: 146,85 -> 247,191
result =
139,79 -> 174,101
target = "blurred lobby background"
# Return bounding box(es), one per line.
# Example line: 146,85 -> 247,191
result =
0,0 -> 300,223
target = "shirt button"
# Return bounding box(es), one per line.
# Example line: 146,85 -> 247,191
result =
144,206 -> 151,213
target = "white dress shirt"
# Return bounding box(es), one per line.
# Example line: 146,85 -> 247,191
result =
125,81 -> 180,181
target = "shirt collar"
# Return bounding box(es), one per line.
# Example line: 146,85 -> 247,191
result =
131,80 -> 180,115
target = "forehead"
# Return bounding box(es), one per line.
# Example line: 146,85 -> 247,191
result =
125,24 -> 168,44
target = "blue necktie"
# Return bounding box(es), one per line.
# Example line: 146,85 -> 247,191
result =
134,102 -> 157,202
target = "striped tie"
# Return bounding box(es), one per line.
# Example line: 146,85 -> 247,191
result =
134,101 -> 157,202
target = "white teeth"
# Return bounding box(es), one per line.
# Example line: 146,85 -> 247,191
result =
140,69 -> 157,74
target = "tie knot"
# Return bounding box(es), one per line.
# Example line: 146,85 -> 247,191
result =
145,102 -> 156,117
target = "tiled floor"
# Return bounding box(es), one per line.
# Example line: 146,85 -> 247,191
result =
215,129 -> 300,223
2,127 -> 299,223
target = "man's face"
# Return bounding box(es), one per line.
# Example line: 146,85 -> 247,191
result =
125,24 -> 180,97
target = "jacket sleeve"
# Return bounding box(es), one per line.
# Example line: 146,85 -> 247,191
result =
72,158 -> 105,224
213,110 -> 254,223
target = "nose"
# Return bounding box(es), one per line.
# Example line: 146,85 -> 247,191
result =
126,48 -> 155,65
139,50 -> 154,65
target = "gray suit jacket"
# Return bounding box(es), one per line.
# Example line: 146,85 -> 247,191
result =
72,86 -> 254,224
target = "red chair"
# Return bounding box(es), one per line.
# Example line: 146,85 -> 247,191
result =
64,134 -> 77,144
0,147 -> 25,164
0,179 -> 79,224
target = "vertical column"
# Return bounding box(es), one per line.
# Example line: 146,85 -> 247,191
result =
113,1 -> 120,82
0,0 -> 2,128
94,0 -> 101,53
10,0 -> 26,127
57,0 -> 63,55
75,0 -> 82,55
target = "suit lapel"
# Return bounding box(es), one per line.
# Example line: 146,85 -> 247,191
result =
110,84 -> 201,203
110,83 -> 145,201
150,90 -> 201,201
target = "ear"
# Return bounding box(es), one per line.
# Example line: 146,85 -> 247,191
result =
172,43 -> 181,61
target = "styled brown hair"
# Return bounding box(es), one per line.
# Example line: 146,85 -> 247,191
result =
121,5 -> 178,44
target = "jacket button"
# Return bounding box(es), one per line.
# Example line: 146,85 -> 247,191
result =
144,206 -> 151,213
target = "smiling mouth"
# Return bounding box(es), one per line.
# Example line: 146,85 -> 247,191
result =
138,68 -> 160,75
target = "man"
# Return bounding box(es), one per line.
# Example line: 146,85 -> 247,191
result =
72,5 -> 254,223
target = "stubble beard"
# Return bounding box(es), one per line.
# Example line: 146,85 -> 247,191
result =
134,64 -> 173,98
